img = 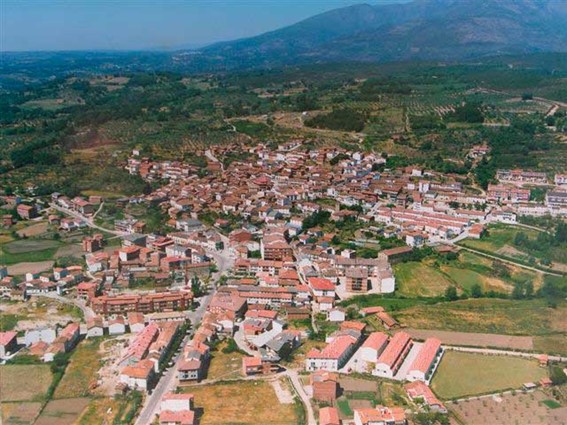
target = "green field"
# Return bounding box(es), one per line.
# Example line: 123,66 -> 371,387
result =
54,339 -> 102,399
394,262 -> 453,297
0,239 -> 61,265
431,351 -> 546,399
393,298 -> 567,336
460,224 -> 567,266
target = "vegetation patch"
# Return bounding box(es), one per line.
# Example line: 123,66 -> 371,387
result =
180,380 -> 299,425
0,364 -> 53,402
54,339 -> 103,399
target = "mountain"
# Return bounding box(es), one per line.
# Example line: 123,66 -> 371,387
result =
180,0 -> 567,69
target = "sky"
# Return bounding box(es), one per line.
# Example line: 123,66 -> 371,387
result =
2,0 -> 406,52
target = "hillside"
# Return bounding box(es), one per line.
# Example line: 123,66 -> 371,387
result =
178,0 -> 567,69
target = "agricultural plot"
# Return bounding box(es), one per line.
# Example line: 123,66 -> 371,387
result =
431,351 -> 546,399
0,364 -> 53,402
0,402 -> 43,425
180,380 -> 300,425
34,398 -> 90,425
450,390 -> 566,425
0,239 -> 61,265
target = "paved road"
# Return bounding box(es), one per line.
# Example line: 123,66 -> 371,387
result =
135,234 -> 234,425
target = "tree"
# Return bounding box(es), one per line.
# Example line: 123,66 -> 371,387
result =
550,366 -> 567,385
471,284 -> 483,298
445,286 -> 458,301
525,281 -> 534,298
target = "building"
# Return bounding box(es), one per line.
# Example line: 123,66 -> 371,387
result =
306,334 -> 358,372
311,371 -> 339,403
405,381 -> 447,413
360,332 -> 389,363
16,204 -> 37,220
353,406 -> 406,425
159,393 -> 196,425
406,338 -> 442,382
319,407 -> 341,425
346,267 -> 369,293
92,291 -> 192,316
119,358 -> 156,391
0,331 -> 18,358
374,332 -> 413,379
546,190 -> 567,208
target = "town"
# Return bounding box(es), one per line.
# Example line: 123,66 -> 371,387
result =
1,140 -> 566,425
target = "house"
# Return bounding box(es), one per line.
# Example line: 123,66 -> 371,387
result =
24,327 -> 57,346
373,332 -> 413,379
405,381 -> 447,413
0,331 -> 18,358
242,356 -> 264,376
108,316 -> 127,335
58,322 -> 80,352
311,370 -> 339,403
353,406 -> 407,425
87,316 -> 104,338
120,358 -> 156,391
128,312 -> 146,333
178,359 -> 203,381
319,406 -> 341,425
159,393 -> 195,425
360,332 -> 389,363
328,308 -> 346,323
308,277 -> 336,298
16,204 -> 37,220
406,338 -> 442,382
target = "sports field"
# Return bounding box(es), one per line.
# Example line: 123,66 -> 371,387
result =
431,351 -> 547,399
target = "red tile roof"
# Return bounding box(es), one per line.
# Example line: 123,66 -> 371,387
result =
377,331 -> 411,367
409,338 -> 441,374
319,406 -> 340,425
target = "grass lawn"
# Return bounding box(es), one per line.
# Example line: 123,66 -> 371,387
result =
3,239 -> 60,254
394,262 -> 453,297
206,342 -> 246,380
0,314 -> 21,331
534,335 -> 567,356
180,380 -> 299,425
393,299 -> 567,336
0,364 -> 53,402
54,339 -> 102,399
431,351 -> 547,399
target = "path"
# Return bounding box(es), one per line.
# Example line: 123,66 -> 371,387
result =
453,244 -> 564,276
32,292 -> 95,320
445,345 -> 567,363
286,369 -> 316,425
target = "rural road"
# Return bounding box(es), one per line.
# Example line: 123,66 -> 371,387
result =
286,369 -> 316,425
49,203 -> 126,236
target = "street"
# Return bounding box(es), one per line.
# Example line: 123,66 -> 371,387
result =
135,234 -> 233,425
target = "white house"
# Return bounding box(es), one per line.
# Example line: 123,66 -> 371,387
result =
360,332 -> 389,363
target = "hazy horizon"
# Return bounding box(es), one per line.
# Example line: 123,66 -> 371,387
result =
2,0 -> 407,52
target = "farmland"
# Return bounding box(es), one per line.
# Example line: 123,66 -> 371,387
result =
34,398 -> 90,425
431,351 -> 547,399
0,364 -> 53,402
393,261 -> 453,297
450,390 -> 566,425
180,380 -> 300,425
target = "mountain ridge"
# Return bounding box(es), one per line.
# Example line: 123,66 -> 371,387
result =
178,0 -> 567,70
